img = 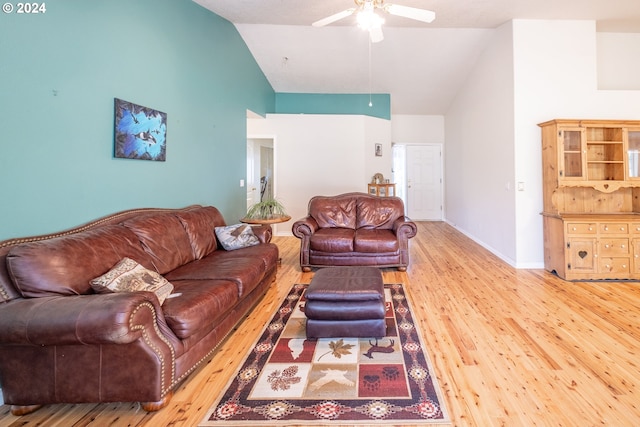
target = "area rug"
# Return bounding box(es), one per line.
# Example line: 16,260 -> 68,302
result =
200,283 -> 450,426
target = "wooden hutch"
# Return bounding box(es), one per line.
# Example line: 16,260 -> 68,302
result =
540,119 -> 640,280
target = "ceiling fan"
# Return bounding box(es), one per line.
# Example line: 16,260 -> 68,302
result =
312,0 -> 436,43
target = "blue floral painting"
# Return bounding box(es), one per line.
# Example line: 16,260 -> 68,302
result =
114,98 -> 167,161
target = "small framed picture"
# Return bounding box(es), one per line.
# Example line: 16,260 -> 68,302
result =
375,143 -> 382,157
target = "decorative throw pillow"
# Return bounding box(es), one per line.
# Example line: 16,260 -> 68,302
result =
214,224 -> 260,251
90,257 -> 174,305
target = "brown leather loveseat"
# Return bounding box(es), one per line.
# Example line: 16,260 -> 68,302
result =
292,192 -> 417,271
0,205 -> 278,415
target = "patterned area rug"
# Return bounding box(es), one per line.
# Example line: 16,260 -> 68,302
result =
200,283 -> 450,426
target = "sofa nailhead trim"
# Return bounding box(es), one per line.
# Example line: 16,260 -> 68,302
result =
129,301 -> 176,397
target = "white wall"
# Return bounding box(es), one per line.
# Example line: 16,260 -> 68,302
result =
391,115 -> 445,144
365,115 -> 393,183
445,21 -> 517,265
248,114 -> 392,235
512,20 -> 599,268
597,33 -> 640,90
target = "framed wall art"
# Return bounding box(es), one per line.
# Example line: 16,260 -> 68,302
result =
375,143 -> 382,157
114,98 -> 167,161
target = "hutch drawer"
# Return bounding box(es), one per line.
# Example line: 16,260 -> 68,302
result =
567,223 -> 596,234
598,238 -> 629,255
600,223 -> 628,234
599,257 -> 630,274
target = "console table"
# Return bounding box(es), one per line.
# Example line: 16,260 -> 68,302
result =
368,183 -> 396,197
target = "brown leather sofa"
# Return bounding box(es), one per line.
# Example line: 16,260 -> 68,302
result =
292,192 -> 417,272
0,205 -> 278,415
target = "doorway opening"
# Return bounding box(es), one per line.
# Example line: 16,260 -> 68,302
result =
392,143 -> 443,221
246,137 -> 274,210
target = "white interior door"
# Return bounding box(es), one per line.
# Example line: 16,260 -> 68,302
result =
406,144 -> 443,220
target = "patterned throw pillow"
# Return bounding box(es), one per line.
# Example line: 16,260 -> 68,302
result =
214,224 -> 260,251
90,257 -> 174,305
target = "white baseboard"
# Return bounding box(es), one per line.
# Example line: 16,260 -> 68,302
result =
444,220 -> 544,269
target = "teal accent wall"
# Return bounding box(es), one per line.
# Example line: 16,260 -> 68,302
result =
275,93 -> 391,120
0,0 -> 275,240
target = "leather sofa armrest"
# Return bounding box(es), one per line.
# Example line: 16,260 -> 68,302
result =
0,292 -> 169,346
251,224 -> 272,243
393,217 -> 418,239
292,217 -> 319,237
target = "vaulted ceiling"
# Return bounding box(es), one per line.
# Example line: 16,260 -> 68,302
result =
194,0 -> 640,115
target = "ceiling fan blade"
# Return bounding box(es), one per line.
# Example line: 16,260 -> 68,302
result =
312,8 -> 356,27
369,26 -> 384,43
384,4 -> 436,23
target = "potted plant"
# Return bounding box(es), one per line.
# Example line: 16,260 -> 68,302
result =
242,198 -> 290,224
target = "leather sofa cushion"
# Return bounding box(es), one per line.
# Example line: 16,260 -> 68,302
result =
305,266 -> 384,301
209,243 -> 279,272
6,225 -> 154,298
165,253 -> 265,298
123,213 -> 195,275
174,206 -> 225,259
309,195 -> 357,229
354,229 -> 399,253
356,197 -> 403,230
309,228 -> 355,252
162,279 -> 238,339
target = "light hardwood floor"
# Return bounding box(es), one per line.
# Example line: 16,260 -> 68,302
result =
1,221 -> 639,426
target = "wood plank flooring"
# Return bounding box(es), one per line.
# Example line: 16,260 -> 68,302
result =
1,221 -> 639,426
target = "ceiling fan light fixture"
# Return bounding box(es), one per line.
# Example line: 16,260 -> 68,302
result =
312,0 -> 435,42
357,8 -> 384,31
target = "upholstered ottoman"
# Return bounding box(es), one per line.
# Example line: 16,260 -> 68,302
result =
305,266 -> 386,338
